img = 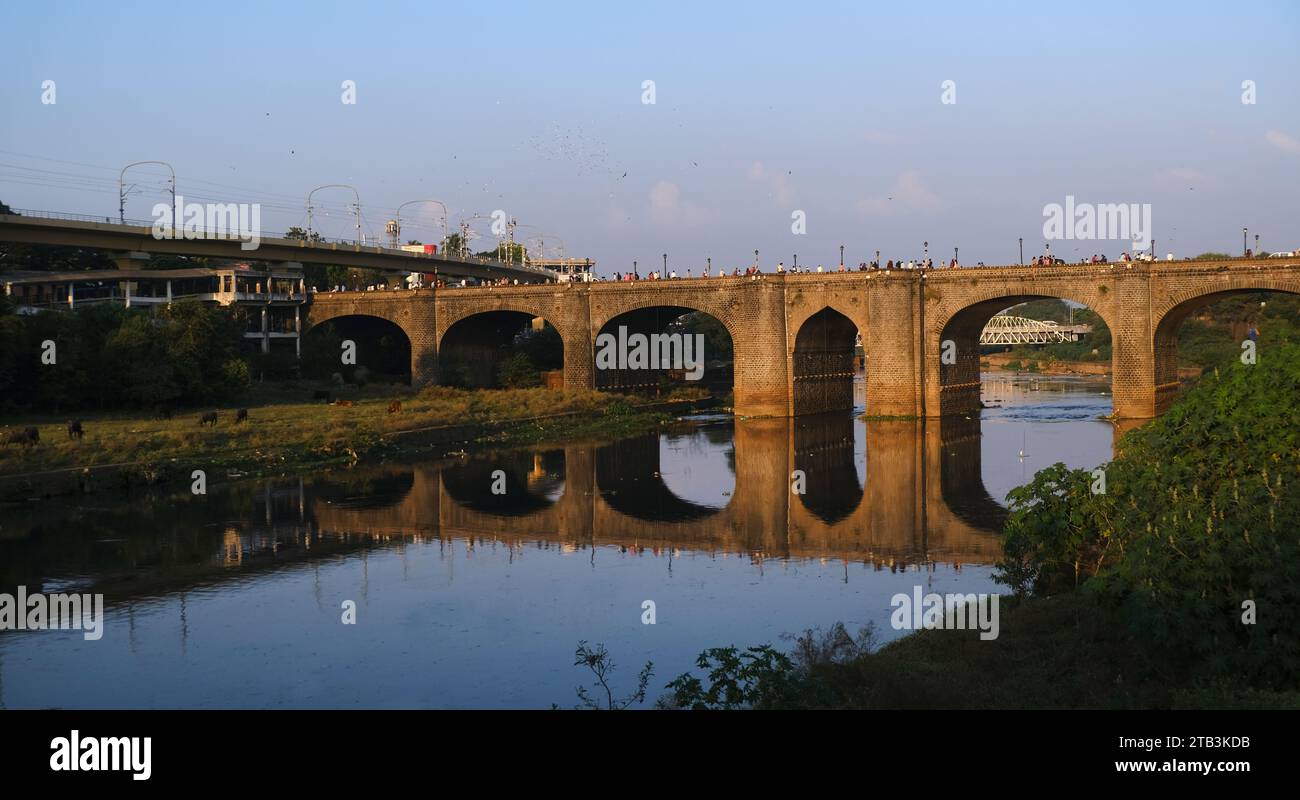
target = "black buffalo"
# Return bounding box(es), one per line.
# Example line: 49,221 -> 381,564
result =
4,427 -> 39,448
199,411 -> 218,427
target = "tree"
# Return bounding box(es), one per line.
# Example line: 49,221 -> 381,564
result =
285,226 -> 323,242
443,233 -> 467,256
996,343 -> 1300,687
496,353 -> 540,388
476,241 -> 528,263
569,641 -> 653,710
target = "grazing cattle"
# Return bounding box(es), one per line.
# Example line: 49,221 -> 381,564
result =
387,399 -> 402,414
313,390 -> 332,403
199,411 -> 218,427
4,427 -> 39,448
67,420 -> 84,440
333,399 -> 355,407
235,408 -> 249,424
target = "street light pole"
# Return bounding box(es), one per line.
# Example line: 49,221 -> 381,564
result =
307,184 -> 362,243
1255,233 -> 1260,255
662,253 -> 667,275
840,244 -> 844,267
1243,227 -> 1248,256
118,161 -> 176,225
396,199 -> 449,251
1019,237 -> 1023,265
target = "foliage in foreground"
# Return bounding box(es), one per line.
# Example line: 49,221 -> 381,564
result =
997,342 -> 1300,688
597,344 -> 1300,709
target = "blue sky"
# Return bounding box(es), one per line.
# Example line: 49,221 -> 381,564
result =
2,0 -> 1298,272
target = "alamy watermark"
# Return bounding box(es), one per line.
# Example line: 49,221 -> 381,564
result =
891,586 -> 999,640
1043,195 -> 1151,250
50,730 -> 151,781
0,586 -> 103,640
595,325 -> 705,380
152,195 -> 261,250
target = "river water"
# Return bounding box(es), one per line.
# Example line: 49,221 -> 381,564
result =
0,373 -> 1115,709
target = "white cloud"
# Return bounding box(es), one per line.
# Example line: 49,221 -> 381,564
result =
646,180 -> 709,227
856,171 -> 942,216
747,161 -> 796,207
649,180 -> 680,213
1265,130 -> 1300,155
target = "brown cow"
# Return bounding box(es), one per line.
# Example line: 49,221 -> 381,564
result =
387,399 -> 402,414
67,420 -> 84,440
333,399 -> 355,408
235,408 -> 249,424
199,411 -> 218,427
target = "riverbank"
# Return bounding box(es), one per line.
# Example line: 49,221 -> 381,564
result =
981,353 -> 1201,380
755,593 -> 1298,709
0,386 -> 712,499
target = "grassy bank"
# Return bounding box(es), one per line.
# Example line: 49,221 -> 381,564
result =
656,342 -> 1300,710
761,594 -> 1298,709
0,385 -> 704,485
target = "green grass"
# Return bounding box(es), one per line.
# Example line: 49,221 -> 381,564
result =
0,384 -> 707,480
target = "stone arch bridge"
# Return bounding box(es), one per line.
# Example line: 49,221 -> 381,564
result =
305,258 -> 1300,418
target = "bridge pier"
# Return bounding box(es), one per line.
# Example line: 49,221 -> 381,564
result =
864,277 -> 923,417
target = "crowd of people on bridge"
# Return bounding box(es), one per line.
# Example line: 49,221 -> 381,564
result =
307,246 -> 1286,293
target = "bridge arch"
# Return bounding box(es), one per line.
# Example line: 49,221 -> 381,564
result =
305,293 -> 436,386
302,312 -> 413,383
437,308 -> 565,389
595,433 -> 731,522
792,412 -> 864,525
592,304 -> 734,394
1151,274 -> 1300,413
791,306 -> 862,416
929,286 -> 1117,416
441,449 -> 567,515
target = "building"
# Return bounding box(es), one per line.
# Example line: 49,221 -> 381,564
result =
530,258 -> 595,282
1,262 -> 308,356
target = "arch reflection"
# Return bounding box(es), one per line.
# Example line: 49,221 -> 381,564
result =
440,449 -> 565,516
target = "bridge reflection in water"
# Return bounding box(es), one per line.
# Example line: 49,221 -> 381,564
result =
0,416 -> 1015,614
313,415 -> 1005,567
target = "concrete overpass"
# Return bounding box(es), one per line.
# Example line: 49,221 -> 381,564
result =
305,257 -> 1300,418
0,211 -> 560,282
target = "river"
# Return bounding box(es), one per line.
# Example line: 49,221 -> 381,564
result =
0,373 -> 1116,708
